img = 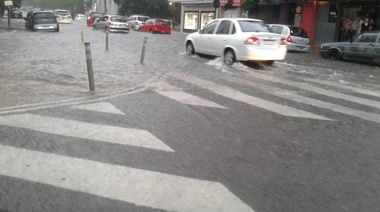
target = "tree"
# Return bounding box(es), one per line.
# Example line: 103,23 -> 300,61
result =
114,0 -> 169,18
1,0 -> 23,17
241,0 -> 272,19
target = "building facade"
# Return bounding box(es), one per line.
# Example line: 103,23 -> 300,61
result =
172,0 -> 380,48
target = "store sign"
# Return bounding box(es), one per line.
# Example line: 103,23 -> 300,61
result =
220,0 -> 242,7
4,0 -> 13,6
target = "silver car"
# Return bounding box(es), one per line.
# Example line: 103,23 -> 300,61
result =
127,15 -> 150,31
320,31 -> 380,66
269,24 -> 310,53
93,15 -> 130,33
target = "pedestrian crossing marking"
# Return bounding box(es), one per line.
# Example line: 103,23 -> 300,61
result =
218,74 -> 380,124
247,73 -> 380,110
0,114 -> 174,152
296,77 -> 380,99
168,73 -> 332,120
71,102 -> 126,115
156,82 -> 228,109
0,144 -> 255,212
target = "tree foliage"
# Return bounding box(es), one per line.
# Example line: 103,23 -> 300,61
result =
113,0 -> 169,17
241,0 -> 272,18
21,0 -> 92,14
1,0 -> 22,17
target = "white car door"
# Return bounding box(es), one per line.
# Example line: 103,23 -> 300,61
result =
194,20 -> 218,55
211,20 -> 232,56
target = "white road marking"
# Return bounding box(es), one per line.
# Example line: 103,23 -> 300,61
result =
247,73 -> 380,110
298,77 -> 380,98
217,74 -> 380,123
71,102 -> 126,115
168,73 -> 332,120
156,83 -> 227,109
0,114 -> 174,152
0,145 -> 255,212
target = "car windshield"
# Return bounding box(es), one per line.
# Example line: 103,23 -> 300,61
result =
34,13 -> 54,19
111,16 -> 126,22
238,20 -> 270,32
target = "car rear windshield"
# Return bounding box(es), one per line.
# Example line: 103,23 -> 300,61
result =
238,20 -> 270,32
91,13 -> 103,18
111,16 -> 127,22
289,27 -> 308,38
138,17 -> 149,22
157,20 -> 170,25
56,11 -> 69,15
34,13 -> 55,19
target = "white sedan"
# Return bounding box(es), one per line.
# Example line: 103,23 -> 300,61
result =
185,18 -> 287,65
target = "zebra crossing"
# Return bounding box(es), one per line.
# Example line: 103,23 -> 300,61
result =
1,68 -> 380,211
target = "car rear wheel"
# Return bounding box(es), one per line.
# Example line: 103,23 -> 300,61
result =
327,50 -> 340,61
186,42 -> 195,56
265,60 -> 274,66
224,49 -> 236,65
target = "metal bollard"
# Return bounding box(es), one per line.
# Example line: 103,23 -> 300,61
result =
84,42 -> 95,91
140,37 -> 148,65
106,31 -> 109,50
81,31 -> 84,42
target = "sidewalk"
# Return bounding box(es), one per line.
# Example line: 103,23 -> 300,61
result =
0,18 -> 25,31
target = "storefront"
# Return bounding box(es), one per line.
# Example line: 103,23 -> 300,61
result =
180,1 -> 218,33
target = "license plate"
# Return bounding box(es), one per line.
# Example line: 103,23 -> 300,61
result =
264,40 -> 276,45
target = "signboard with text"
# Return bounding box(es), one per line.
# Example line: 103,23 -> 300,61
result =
4,0 -> 13,6
220,0 -> 242,7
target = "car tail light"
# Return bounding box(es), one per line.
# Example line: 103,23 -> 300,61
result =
280,38 -> 287,45
287,35 -> 293,43
108,22 -> 114,25
87,17 -> 91,20
245,37 -> 260,45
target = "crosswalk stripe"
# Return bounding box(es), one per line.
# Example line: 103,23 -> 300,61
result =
71,102 -> 126,115
168,73 -> 332,120
0,114 -> 174,152
296,77 -> 380,99
0,144 -> 255,212
219,75 -> 380,124
156,82 -> 228,109
246,72 -> 380,110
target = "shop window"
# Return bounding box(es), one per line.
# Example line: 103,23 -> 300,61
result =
201,12 -> 215,29
184,12 -> 198,30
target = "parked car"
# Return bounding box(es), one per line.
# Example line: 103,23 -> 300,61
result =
164,19 -> 180,30
10,9 -> 23,19
127,15 -> 150,31
139,18 -> 171,34
54,9 -> 72,24
87,12 -> 104,27
320,31 -> 380,66
268,24 -> 310,53
93,15 -> 129,33
24,11 -> 59,32
185,18 -> 287,65
75,14 -> 86,21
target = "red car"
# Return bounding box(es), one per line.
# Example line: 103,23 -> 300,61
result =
139,18 -> 171,34
87,12 -> 104,27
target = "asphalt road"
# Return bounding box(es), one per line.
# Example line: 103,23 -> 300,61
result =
0,18 -> 380,212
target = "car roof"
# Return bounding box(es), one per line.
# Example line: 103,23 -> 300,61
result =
215,18 -> 263,22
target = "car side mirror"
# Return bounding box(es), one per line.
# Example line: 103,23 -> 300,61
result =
95,18 -> 100,22
199,29 -> 204,34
